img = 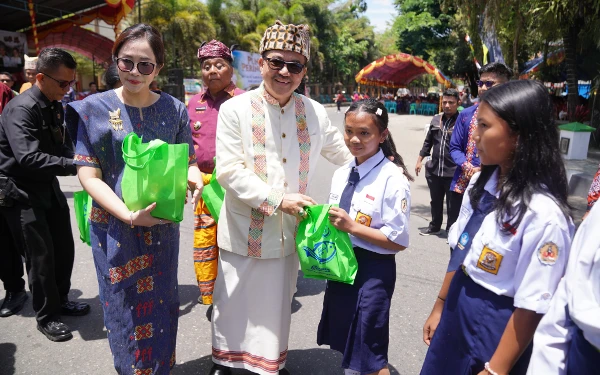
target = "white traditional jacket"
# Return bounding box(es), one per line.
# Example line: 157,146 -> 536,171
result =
216,84 -> 351,259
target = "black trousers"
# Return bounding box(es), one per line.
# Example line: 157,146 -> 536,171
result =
336,101 -> 341,111
0,214 -> 25,293
0,194 -> 74,323
448,191 -> 463,232
425,175 -> 454,231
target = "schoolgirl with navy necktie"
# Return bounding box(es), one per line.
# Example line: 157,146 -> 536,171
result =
526,201 -> 600,375
318,99 -> 414,375
420,80 -> 574,375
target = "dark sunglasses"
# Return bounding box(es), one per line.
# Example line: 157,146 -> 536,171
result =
41,72 -> 76,89
476,80 -> 496,88
263,57 -> 305,74
116,58 -> 156,75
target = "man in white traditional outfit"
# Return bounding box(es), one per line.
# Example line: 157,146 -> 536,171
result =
210,21 -> 352,375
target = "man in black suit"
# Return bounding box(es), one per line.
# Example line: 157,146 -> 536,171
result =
0,48 -> 89,342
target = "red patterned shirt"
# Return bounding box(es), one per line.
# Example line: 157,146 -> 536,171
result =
587,165 -> 600,211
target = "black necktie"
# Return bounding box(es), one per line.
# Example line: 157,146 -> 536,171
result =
339,167 -> 360,213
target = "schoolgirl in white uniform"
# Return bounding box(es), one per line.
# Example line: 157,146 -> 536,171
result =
420,80 -> 574,375
317,99 -> 413,375
527,202 -> 600,375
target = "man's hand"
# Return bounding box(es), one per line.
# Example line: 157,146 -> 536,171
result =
279,193 -> 316,218
415,160 -> 423,176
328,206 -> 356,233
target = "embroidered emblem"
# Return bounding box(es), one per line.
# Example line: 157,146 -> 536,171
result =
355,212 -> 372,227
109,254 -> 154,284
137,276 -> 154,293
108,108 -> 123,131
134,323 -> 153,340
144,232 -> 152,246
477,245 -> 503,275
194,121 -> 202,130
134,347 -> 153,363
538,242 -> 559,265
401,198 -> 408,213
90,206 -> 109,224
457,232 -> 469,250
74,154 -> 100,165
366,194 -> 375,201
134,369 -> 153,375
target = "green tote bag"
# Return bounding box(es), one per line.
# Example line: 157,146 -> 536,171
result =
121,132 -> 189,222
296,204 -> 358,284
201,158 -> 226,223
73,190 -> 92,246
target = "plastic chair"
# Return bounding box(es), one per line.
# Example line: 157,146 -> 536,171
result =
409,103 -> 417,114
388,102 -> 397,114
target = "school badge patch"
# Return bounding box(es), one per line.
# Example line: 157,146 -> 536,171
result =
477,245 -> 503,275
538,242 -> 559,265
401,198 -> 408,213
457,232 -> 469,250
355,212 -> 372,227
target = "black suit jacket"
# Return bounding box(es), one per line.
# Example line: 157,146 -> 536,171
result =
0,85 -> 76,208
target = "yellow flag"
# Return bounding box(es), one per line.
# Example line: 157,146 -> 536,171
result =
482,44 -> 489,65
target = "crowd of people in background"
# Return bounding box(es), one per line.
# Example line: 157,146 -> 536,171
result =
1,18 -> 600,375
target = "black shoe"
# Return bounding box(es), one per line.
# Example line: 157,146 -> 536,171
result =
280,368 -> 291,375
419,227 -> 441,236
206,304 -> 213,322
0,290 -> 28,317
208,364 -> 232,375
61,298 -> 90,316
37,320 -> 73,342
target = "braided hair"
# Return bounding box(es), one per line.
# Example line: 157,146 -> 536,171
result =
345,99 -> 414,182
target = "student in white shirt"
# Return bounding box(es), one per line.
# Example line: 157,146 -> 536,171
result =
527,202 -> 600,375
420,80 -> 574,375
318,99 -> 413,375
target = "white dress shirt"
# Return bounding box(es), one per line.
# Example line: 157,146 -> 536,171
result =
458,170 -> 574,313
328,149 -> 411,254
527,203 -> 600,374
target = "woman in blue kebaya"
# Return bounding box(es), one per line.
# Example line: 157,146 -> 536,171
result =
420,80 -> 573,375
318,99 -> 413,375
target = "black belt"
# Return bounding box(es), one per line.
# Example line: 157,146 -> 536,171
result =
353,246 -> 396,260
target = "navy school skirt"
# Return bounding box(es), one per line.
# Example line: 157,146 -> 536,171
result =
420,269 -> 532,375
566,327 -> 600,374
317,247 -> 396,374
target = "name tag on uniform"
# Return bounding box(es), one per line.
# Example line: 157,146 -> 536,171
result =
477,245 -> 503,275
363,194 -> 375,206
195,106 -> 207,112
329,193 -> 339,202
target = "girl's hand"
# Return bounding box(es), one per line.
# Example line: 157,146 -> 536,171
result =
328,206 -> 356,233
132,203 -> 172,227
422,308 -> 442,346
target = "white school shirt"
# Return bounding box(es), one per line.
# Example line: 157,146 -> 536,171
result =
458,169 -> 574,313
527,203 -> 600,374
328,149 -> 411,255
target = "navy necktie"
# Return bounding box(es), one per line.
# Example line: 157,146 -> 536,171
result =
339,167 -> 360,213
447,190 -> 497,272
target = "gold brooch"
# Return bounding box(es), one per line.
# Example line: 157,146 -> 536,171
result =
194,121 -> 202,130
108,108 -> 123,131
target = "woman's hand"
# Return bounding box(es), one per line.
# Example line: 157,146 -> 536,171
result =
191,184 -> 203,210
328,206 -> 356,233
131,203 -> 171,227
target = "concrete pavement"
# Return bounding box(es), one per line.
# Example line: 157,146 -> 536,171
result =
0,107 -> 594,375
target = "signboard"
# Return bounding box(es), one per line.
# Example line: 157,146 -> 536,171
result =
232,50 -> 263,90
0,30 -> 28,70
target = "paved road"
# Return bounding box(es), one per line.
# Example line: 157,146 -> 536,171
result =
0,109 -> 451,375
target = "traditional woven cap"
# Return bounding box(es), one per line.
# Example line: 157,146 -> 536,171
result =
24,54 -> 37,70
259,20 -> 310,61
197,40 -> 233,62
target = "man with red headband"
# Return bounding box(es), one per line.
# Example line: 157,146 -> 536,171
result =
188,40 -> 244,307
210,21 -> 351,375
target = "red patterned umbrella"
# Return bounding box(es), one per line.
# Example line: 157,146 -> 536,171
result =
355,53 -> 454,88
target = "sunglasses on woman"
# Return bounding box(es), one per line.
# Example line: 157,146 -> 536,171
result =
476,80 -> 497,88
116,58 -> 156,75
41,72 -> 76,89
263,57 -> 305,75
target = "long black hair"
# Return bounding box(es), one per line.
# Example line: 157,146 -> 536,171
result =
345,98 -> 414,182
469,80 -> 571,233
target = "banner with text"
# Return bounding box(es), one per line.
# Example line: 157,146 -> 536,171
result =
232,50 -> 262,90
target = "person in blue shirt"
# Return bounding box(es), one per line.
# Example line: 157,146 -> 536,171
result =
448,63 -> 512,234
420,80 -> 573,375
319,99 -> 413,375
